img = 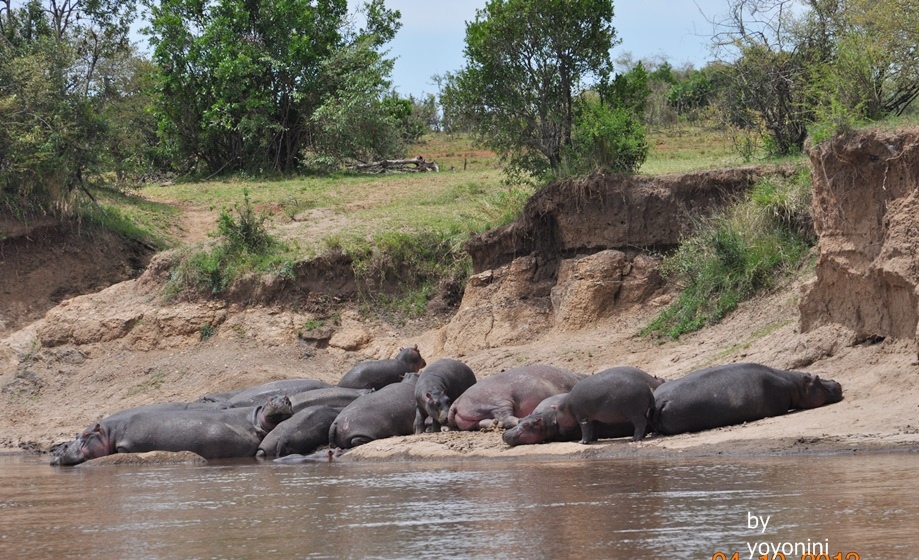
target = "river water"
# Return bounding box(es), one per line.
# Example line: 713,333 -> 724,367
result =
1,452 -> 918,559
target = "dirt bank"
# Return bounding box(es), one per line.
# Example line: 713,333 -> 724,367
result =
2,129 -> 919,461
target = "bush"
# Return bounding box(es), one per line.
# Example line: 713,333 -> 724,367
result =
165,190 -> 293,296
562,98 -> 648,176
642,169 -> 815,339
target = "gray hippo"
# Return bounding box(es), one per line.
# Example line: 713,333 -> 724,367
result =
414,358 -> 477,434
329,373 -> 419,448
447,365 -> 586,430
225,379 -> 332,407
289,387 -> 372,413
273,448 -> 345,463
257,405 -> 340,457
651,362 -> 844,435
561,366 -> 658,443
51,396 -> 294,466
337,345 -> 426,390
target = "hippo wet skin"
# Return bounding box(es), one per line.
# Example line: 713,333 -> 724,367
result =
51,396 -> 294,466
337,345 -> 427,391
650,362 -> 844,435
413,358 -> 477,434
329,373 -> 419,448
447,365 -> 586,430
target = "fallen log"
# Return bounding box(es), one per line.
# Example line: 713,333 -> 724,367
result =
350,156 -> 439,173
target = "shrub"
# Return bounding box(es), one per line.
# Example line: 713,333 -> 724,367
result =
642,169 -> 814,339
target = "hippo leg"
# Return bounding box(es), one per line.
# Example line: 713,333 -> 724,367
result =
413,410 -> 427,435
429,418 -> 442,433
578,420 -> 597,444
631,415 -> 649,442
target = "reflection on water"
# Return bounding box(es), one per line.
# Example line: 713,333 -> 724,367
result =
1,452 -> 918,559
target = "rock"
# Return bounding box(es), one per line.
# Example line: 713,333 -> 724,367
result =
800,129 -> 919,352
78,450 -> 208,466
551,250 -> 626,331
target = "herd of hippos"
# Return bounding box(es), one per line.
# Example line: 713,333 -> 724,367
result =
50,345 -> 845,466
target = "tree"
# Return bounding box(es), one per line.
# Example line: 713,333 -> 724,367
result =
145,0 -> 403,174
712,0 -> 919,155
1,0 -> 137,216
452,0 -> 623,179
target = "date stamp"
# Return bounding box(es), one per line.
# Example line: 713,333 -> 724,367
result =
712,554 -> 860,560
710,512 -> 861,560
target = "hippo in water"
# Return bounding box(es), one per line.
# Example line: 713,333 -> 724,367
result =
561,366 -> 659,443
413,358 -> 477,434
51,396 -> 294,466
337,345 -> 426,391
257,405 -> 340,457
447,365 -> 586,430
650,362 -> 844,435
329,373 -> 419,448
503,367 -> 665,446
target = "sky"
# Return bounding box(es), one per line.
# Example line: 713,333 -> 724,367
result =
362,0 -> 730,98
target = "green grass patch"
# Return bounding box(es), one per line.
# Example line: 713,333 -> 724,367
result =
76,187 -> 178,249
343,228 -> 472,323
642,167 -> 816,339
165,190 -> 299,297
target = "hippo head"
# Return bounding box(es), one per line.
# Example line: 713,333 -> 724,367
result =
396,345 -> 426,372
502,415 -> 553,447
799,374 -> 844,408
49,424 -> 111,466
422,389 -> 452,424
257,395 -> 294,430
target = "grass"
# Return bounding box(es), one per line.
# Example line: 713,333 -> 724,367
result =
641,166 -> 816,339
97,124 -> 813,326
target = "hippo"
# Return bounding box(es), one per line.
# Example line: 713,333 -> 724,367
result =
337,345 -> 426,391
225,379 -> 333,407
257,405 -> 340,457
329,373 -> 419,448
561,366 -> 658,443
51,396 -> 294,466
273,448 -> 345,464
288,387 -> 373,413
447,365 -> 586,430
650,362 -> 844,435
503,367 -> 664,446
413,358 -> 477,434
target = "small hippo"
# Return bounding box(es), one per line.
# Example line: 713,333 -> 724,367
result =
329,373 -> 419,448
414,358 -> 477,434
51,396 -> 294,466
257,405 -> 340,457
561,366 -> 657,443
337,345 -> 426,390
225,379 -> 333,408
651,362 -> 844,435
447,365 -> 586,430
288,387 -> 373,413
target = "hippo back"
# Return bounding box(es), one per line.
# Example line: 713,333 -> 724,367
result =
329,373 -> 420,448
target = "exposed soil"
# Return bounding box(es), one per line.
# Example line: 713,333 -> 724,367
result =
2,129 -> 919,462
